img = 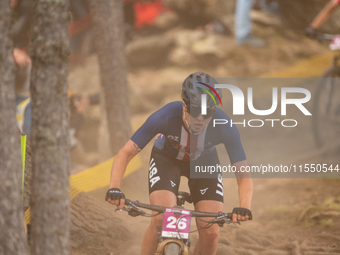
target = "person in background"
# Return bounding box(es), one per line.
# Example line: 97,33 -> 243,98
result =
259,0 -> 279,15
14,48 -> 32,136
13,46 -> 99,166
234,0 -> 265,47
306,0 -> 340,38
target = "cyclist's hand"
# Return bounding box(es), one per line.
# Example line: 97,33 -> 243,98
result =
305,26 -> 317,39
105,188 -> 125,210
232,207 -> 252,223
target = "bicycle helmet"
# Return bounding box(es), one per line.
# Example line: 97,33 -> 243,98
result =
181,72 -> 222,108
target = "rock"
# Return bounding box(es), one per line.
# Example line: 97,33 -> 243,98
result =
126,30 -> 176,67
164,0 -> 236,27
153,12 -> 180,31
191,34 -> 228,59
168,47 -> 196,67
164,0 -> 215,27
169,29 -> 229,66
168,29 -> 205,66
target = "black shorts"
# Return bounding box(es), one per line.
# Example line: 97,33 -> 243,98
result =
148,147 -> 224,205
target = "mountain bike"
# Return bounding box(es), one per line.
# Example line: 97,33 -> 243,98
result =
311,33 -> 340,148
120,191 -> 237,255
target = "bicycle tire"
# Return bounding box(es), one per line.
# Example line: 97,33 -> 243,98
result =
312,67 -> 340,147
163,242 -> 181,255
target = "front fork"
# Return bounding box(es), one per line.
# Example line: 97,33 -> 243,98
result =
155,236 -> 191,255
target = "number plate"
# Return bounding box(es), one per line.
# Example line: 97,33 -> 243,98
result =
161,208 -> 191,239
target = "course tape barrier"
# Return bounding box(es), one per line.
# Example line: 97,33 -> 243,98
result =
24,155 -> 142,224
260,51 -> 333,78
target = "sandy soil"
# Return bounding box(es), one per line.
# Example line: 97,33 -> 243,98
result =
68,13 -> 340,255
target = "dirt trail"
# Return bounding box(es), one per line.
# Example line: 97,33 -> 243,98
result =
68,14 -> 340,254
84,86 -> 340,254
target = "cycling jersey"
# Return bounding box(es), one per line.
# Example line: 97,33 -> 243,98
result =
148,146 -> 224,205
131,101 -> 246,164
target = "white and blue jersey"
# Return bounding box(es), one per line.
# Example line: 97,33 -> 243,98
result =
131,101 -> 246,164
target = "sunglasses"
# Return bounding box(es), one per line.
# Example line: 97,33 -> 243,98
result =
185,103 -> 216,119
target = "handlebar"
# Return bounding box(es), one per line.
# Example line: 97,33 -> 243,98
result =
124,199 -> 166,213
123,198 -> 234,226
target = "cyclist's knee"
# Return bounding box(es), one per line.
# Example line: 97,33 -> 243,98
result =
199,225 -> 219,243
149,214 -> 163,233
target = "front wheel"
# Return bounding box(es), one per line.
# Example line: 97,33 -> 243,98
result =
312,67 -> 340,147
164,242 -> 181,255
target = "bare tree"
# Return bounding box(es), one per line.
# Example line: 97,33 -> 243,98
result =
29,0 -> 70,254
90,0 -> 132,155
0,1 -> 28,254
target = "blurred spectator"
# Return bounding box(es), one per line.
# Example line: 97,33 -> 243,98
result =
133,0 -> 167,29
13,46 -> 99,166
259,0 -> 279,15
234,0 -> 265,47
306,0 -> 340,38
14,48 -> 32,136
124,0 -> 171,39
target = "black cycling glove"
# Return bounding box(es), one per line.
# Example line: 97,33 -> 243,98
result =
105,188 -> 125,202
232,207 -> 253,220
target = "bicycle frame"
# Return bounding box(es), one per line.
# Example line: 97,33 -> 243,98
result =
156,238 -> 189,255
123,196 -> 233,255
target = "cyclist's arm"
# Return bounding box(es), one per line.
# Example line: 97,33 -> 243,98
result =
233,160 -> 253,223
107,102 -> 178,208
109,139 -> 141,190
108,104 -> 172,190
310,0 -> 339,29
107,139 -> 140,209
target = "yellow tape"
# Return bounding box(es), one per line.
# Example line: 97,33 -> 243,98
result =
25,155 -> 142,224
21,135 -> 26,195
260,51 -> 334,78
69,155 -> 142,199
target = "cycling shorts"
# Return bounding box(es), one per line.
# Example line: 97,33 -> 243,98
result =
148,146 -> 224,205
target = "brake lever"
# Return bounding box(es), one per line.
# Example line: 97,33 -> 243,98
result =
215,216 -> 241,226
115,204 -> 146,217
115,206 -> 128,213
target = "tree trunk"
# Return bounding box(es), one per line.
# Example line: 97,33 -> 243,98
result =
0,1 -> 28,254
29,0 -> 70,254
90,0 -> 132,156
